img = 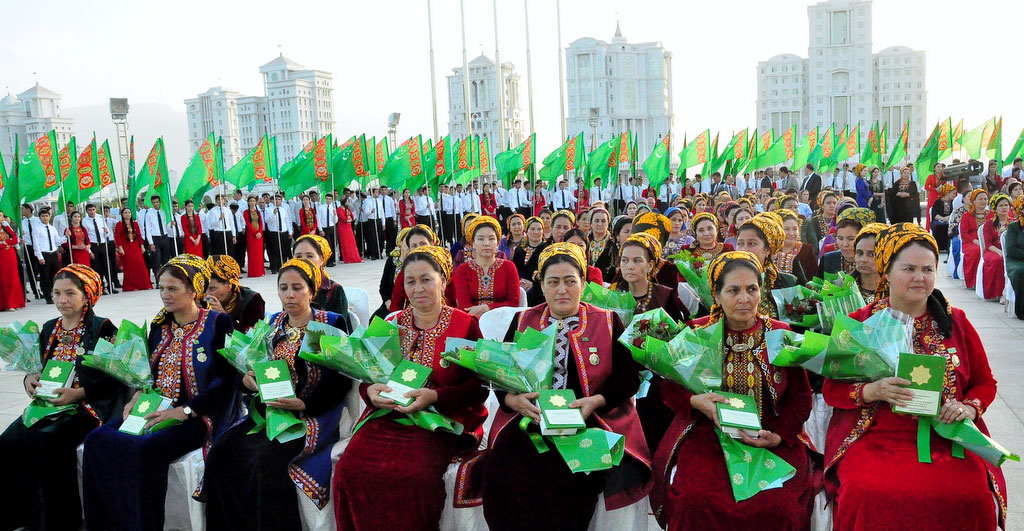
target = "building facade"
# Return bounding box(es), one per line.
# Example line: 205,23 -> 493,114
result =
185,55 -> 335,167
756,0 -> 926,162
565,23 -> 673,171
447,54 -> 526,155
0,84 -> 75,161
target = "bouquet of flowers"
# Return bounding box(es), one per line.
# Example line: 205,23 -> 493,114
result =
675,261 -> 714,310
667,248 -> 707,271
0,320 -> 42,374
805,271 -> 841,292
81,320 -> 153,390
618,308 -> 684,359
217,319 -> 275,374
816,272 -> 867,333
441,323 -> 556,394
581,282 -> 636,326
771,285 -> 823,329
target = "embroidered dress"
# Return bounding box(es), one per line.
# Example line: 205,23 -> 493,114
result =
453,258 -> 521,310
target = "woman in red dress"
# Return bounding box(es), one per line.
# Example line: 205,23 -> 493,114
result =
115,208 -> 152,291
688,212 -> 733,263
574,184 -> 590,214
531,181 -> 546,216
651,250 -> 813,529
480,183 -> 498,217
0,223 -> 25,310
452,216 -> 521,316
333,246 -> 487,530
824,223 -> 1007,529
398,188 -> 416,229
924,162 -> 940,224
243,196 -> 265,278
65,211 -> 92,268
299,196 -> 319,236
181,199 -> 204,257
336,201 -> 362,264
979,194 -> 1010,300
959,189 -> 989,290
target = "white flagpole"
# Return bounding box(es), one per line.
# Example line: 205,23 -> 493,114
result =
524,0 -> 536,136
493,0 -> 505,153
556,0 -> 567,140
427,0 -> 440,142
460,0 -> 474,142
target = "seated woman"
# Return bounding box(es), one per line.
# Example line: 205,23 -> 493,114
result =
851,223 -> 887,305
0,265 -> 121,531
688,212 -> 733,264
549,209 -> 576,244
588,207 -> 617,280
886,167 -> 921,224
631,211 -> 683,289
734,214 -> 799,319
820,207 -> 875,275
204,254 -> 265,333
1005,196 -> 1024,320
482,243 -> 651,530
564,228 -> 604,285
651,251 -> 813,529
930,183 -> 956,253
800,190 -> 839,255
724,207 -> 752,248
382,225 -> 439,315
511,216 -> 549,292
497,213 -> 525,259
453,215 -> 521,316
292,234 -> 350,329
959,189 -> 990,291
83,254 -> 240,531
450,213 -> 477,267
203,258 -> 351,528
774,209 -> 818,280
612,214 -> 632,249
823,223 -> 1007,529
662,207 -> 695,258
333,246 -> 488,529
979,193 -> 1011,301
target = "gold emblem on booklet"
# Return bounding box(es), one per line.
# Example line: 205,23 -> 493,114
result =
264,366 -> 281,380
909,365 -> 932,385
401,369 -> 417,383
548,394 -> 568,407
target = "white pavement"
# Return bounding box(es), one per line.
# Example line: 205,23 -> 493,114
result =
0,258 -> 1021,527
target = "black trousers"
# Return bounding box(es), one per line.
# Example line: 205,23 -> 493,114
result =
210,231 -> 234,257
89,243 -> 112,287
440,212 -> 457,245
321,226 -> 337,266
153,235 -> 173,270
21,245 -> 40,299
415,215 -> 431,227
201,234 -> 210,257
38,251 -> 59,302
361,221 -> 382,259
231,230 -> 247,268
266,231 -> 291,272
516,206 -> 531,218
106,241 -> 120,287
384,219 -> 398,254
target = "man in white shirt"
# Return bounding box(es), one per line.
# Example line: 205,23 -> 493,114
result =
414,186 -> 433,228
52,201 -> 75,246
505,179 -> 531,218
143,195 -> 174,271
207,195 -> 236,256
83,203 -> 118,293
735,173 -> 748,197
318,192 -> 339,266
19,204 -> 42,300
462,183 -> 480,215
439,185 -> 458,245
837,163 -> 857,197
265,194 -> 292,273
612,177 -> 629,214
589,177 -> 611,208
228,203 -> 247,268
696,174 -> 712,195
33,207 -> 61,304
658,181 -> 672,209
381,186 -> 399,253
551,179 -> 575,211
1002,157 -> 1023,178
228,189 -> 244,208
361,188 -> 387,259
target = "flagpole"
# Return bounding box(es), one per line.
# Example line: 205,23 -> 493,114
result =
556,0 -> 566,140
459,0 -> 474,142
58,172 -> 75,265
427,0 -> 440,142
493,0 -> 505,154
523,0 -> 535,135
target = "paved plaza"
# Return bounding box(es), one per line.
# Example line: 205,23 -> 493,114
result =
0,258 -> 1021,527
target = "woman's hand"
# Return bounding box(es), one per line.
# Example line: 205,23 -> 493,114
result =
395,388 -> 438,414
739,430 -> 782,448
504,391 -> 540,421
242,371 -> 257,392
47,387 -> 85,406
123,389 -> 143,420
570,394 -> 606,420
690,392 -> 728,427
143,406 -> 188,430
117,246 -> 125,255
256,232 -> 262,240
266,397 -> 306,411
467,304 -> 489,317
23,373 -> 40,398
520,279 -> 533,291
205,296 -> 224,313
938,399 -> 976,424
862,377 -> 913,407
367,383 -> 397,410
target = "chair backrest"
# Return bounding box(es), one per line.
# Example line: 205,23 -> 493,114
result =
518,287 -> 528,307
348,309 -> 361,329
478,306 -> 527,340
343,286 -> 371,329
1001,231 -> 1016,303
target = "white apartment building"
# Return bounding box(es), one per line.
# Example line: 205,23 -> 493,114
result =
0,84 -> 75,161
447,54 -> 527,153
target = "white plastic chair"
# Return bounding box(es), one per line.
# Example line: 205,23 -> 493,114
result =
348,309 -> 361,329
478,307 -> 527,340
518,287 -> 528,307
1002,231 -> 1016,312
343,287 -> 371,329
975,226 -> 987,299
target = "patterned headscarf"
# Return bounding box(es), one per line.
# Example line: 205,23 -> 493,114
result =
620,232 -> 663,269
280,257 -> 324,293
690,212 -> 719,235
742,214 -> 786,255
1014,196 -> 1024,222
706,250 -> 764,324
409,224 -> 440,245
836,207 -> 875,228
989,193 -> 1011,211
552,209 -> 576,227
873,223 -> 939,299
854,222 -> 888,247
937,183 -> 956,197
57,263 -> 102,310
206,255 -> 241,289
506,213 -> 526,233
461,213 -> 479,240
153,254 -> 212,324
966,189 -> 989,214
294,233 -> 333,265
775,208 -> 801,228
466,215 -> 502,241
407,245 -> 454,281
631,211 -> 672,246
524,216 -> 544,232
537,242 -> 587,278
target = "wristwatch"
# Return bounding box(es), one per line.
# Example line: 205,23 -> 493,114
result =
182,406 -> 194,418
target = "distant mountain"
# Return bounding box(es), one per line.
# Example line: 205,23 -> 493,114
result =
63,102 -> 188,178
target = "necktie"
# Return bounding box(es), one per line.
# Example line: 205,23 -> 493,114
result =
157,211 -> 165,236
562,191 -> 567,207
47,226 -> 53,251
93,218 -> 101,244
276,208 -> 283,232
232,214 -> 239,234
27,221 -> 35,246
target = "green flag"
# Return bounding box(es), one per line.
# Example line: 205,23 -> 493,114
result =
756,126 -> 795,168
539,133 -> 585,185
332,134 -> 371,190
678,130 -> 711,170
642,133 -> 672,189
495,133 -> 536,187
225,134 -> 275,191
792,127 -> 818,171
885,120 -> 909,170
987,117 -> 1002,166
1003,126 -> 1024,167
712,129 -> 746,172
69,137 -> 102,208
177,133 -> 219,204
422,135 -> 452,193
280,139 -> 318,199
136,138 -> 172,220
861,123 -> 881,168
961,118 -> 995,160
915,121 -> 942,186
840,124 -> 860,162
18,131 -> 62,205
381,136 -> 427,192
55,137 -> 78,213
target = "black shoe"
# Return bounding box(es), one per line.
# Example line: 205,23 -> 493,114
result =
109,289 -> 119,294
45,299 -> 54,305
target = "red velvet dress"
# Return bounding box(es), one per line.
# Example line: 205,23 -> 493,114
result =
181,213 -> 203,257
824,300 -> 1006,530
336,206 -> 362,264
66,225 -> 91,268
532,192 -> 546,216
452,258 -> 521,310
299,207 -> 318,236
398,199 -> 416,229
959,212 -> 987,289
116,221 -> 152,292
244,209 -> 265,278
388,270 -> 456,312
574,189 -> 590,214
980,219 -> 1006,300
332,306 -> 487,530
0,226 -> 25,310
651,316 -> 814,529
925,173 -> 939,224
480,193 -> 497,217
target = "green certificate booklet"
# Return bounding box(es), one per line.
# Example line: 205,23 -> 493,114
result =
379,359 -> 431,407
893,353 -> 945,416
537,389 -> 586,436
716,391 -> 762,439
254,360 -> 296,402
36,359 -> 76,399
119,393 -> 173,435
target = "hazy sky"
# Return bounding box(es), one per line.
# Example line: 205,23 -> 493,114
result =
3,0 -> 1021,176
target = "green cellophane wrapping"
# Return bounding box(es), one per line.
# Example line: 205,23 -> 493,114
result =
550,428 -> 625,474
771,285 -> 823,329
218,318 -> 275,374
816,272 -> 866,333
618,308 -> 684,360
580,282 -> 636,326
633,320 -> 797,501
441,323 -> 557,394
928,417 -> 1020,467
0,320 -> 42,374
80,320 -> 153,390
676,261 -> 713,309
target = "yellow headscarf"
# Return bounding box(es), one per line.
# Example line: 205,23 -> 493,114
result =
705,250 -> 764,324
742,214 -> 786,255
989,193 -> 1011,211
407,245 -> 454,281
537,242 -> 587,277
505,213 -> 526,233
57,263 -> 102,310
854,222 -> 888,247
1013,196 -> 1024,222
294,233 -> 333,265
966,189 -> 989,214
631,212 -> 672,246
775,208 -> 801,229
620,232 -> 663,267
153,254 -> 212,324
691,211 -> 719,235
873,223 -> 939,299
552,209 -> 577,227
937,183 -> 956,198
206,255 -> 241,289
836,207 -> 876,228
280,257 -> 324,293
465,215 -> 502,241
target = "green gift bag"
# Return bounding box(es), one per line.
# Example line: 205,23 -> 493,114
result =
81,320 -> 153,390
21,399 -> 77,428
717,430 -> 797,502
550,428 -> 625,474
217,319 -> 275,374
580,282 -> 636,325
817,273 -> 867,333
0,320 -> 43,374
928,417 -> 1020,466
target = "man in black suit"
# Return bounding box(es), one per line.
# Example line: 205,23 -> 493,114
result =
799,163 -> 822,209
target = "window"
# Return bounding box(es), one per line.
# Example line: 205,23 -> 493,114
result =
831,11 -> 849,44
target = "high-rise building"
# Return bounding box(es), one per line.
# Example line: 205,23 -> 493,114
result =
565,23 -> 673,171
185,55 -> 334,168
0,83 -> 75,161
447,54 -> 526,153
756,0 -> 926,161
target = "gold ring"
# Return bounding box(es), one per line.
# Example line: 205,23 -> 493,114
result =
958,407 -> 964,414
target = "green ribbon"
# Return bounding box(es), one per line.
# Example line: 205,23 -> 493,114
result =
22,399 -> 76,428
917,416 -> 1020,466
917,417 -> 932,463
519,416 -> 550,453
